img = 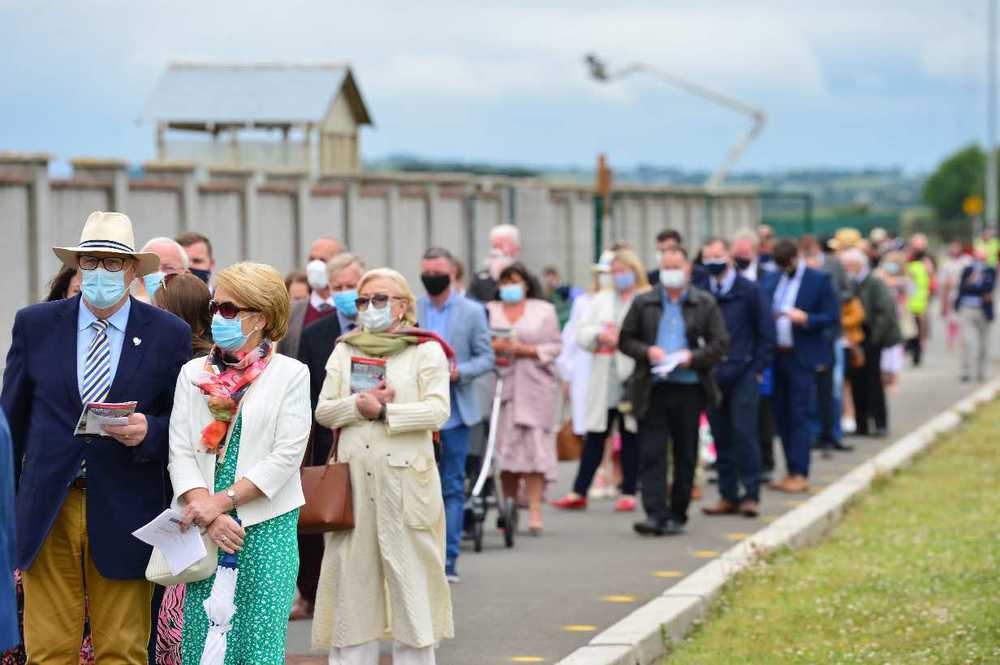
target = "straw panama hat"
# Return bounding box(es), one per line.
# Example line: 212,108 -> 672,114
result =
827,227 -> 863,251
53,211 -> 160,276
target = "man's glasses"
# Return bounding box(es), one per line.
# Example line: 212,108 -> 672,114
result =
79,255 -> 126,272
354,294 -> 404,311
209,300 -> 258,319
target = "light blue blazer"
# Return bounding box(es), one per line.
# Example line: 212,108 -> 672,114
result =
417,294 -> 496,427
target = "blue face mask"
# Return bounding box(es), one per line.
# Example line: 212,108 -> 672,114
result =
211,313 -> 248,351
613,272 -> 636,292
81,268 -> 127,309
333,289 -> 358,318
499,284 -> 525,304
144,271 -> 165,301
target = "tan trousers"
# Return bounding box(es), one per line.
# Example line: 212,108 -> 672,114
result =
22,487 -> 153,665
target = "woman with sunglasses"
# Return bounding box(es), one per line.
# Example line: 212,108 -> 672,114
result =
312,268 -> 453,665
168,262 -> 310,664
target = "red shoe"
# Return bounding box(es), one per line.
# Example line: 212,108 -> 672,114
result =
550,495 -> 588,510
614,496 -> 637,512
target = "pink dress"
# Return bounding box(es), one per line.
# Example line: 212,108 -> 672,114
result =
487,299 -> 563,481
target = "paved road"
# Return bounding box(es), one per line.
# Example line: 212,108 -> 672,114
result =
287,323 -> 992,664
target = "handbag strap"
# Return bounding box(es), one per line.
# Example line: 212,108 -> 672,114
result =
301,427 -> 342,468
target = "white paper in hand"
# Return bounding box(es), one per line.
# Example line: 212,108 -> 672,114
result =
132,509 -> 207,576
652,350 -> 691,378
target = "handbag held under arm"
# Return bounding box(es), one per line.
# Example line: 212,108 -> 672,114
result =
298,429 -> 355,533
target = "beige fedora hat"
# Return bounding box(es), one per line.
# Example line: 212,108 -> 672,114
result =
53,211 -> 160,276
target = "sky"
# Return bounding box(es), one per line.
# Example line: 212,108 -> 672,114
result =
0,0 -> 990,175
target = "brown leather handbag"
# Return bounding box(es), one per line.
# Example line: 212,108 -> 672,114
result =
556,419 -> 583,462
298,430 -> 354,534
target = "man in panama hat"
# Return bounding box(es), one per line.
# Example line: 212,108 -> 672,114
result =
2,211 -> 191,663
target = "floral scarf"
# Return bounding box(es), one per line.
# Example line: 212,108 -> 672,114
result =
193,341 -> 273,455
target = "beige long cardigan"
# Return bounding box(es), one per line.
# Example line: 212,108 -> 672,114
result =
311,340 -> 454,650
576,289 -> 639,434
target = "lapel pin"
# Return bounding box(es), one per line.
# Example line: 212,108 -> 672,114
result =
133,337 -> 142,346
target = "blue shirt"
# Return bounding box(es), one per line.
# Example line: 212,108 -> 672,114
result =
336,310 -> 357,335
77,298 -> 131,399
773,262 -> 805,348
422,292 -> 462,430
710,268 -> 736,296
655,291 -> 699,384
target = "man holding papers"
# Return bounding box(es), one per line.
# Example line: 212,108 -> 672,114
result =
620,246 -> 728,536
1,212 -> 190,664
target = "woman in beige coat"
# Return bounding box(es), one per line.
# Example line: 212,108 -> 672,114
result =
552,248 -> 649,513
311,268 -> 453,665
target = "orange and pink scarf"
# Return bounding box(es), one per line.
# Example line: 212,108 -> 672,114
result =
193,341 -> 272,454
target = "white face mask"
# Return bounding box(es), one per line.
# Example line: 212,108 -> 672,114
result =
659,269 -> 687,290
358,304 -> 395,333
306,260 -> 329,290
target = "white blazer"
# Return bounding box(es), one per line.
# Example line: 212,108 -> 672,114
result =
168,353 -> 310,527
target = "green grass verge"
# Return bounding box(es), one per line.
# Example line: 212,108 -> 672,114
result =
663,400 -> 1000,664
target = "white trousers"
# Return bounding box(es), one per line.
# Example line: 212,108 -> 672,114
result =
329,640 -> 436,665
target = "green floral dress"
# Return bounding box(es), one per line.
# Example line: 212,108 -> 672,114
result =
181,416 -> 300,665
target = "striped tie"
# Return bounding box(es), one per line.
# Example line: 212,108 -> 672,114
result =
81,319 -> 112,404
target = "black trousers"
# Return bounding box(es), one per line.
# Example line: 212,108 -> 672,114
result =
814,364 -> 835,444
573,408 -> 639,496
849,342 -> 887,434
638,382 -> 702,524
759,396 -> 775,472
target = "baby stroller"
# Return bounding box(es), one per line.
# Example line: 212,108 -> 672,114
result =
463,373 -> 517,552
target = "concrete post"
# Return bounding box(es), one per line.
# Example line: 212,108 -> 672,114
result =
385,182 -> 401,267
266,170 -> 311,267
70,158 -> 130,212
344,178 -> 360,251
143,161 -> 199,232
208,166 -> 258,262
0,153 -> 51,302
425,183 -> 439,249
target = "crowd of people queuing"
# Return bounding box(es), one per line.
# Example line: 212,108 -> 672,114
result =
0,208 -> 994,665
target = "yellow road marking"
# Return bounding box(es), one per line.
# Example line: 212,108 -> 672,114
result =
653,570 -> 684,578
785,500 -> 806,508
692,550 -> 719,558
761,515 -> 778,523
725,532 -> 751,541
562,624 -> 597,632
601,594 -> 638,603
510,658 -> 546,663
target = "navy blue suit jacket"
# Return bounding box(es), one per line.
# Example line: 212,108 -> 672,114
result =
695,273 -> 776,388
956,264 -> 997,322
762,267 -> 840,369
1,296 -> 190,579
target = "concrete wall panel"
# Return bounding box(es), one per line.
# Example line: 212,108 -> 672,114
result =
128,190 -> 181,247
253,192 -> 296,273
197,191 -> 242,270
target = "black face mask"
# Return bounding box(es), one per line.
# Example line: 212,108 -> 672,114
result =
733,256 -> 752,271
777,261 -> 797,277
420,272 -> 451,296
704,260 -> 728,277
191,268 -> 211,284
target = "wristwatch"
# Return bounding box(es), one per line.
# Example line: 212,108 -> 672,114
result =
378,403 -> 387,421
226,488 -> 238,511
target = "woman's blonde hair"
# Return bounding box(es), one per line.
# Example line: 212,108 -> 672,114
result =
612,248 -> 651,291
358,268 -> 418,326
214,262 -> 291,342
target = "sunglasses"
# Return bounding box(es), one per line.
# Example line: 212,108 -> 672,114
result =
209,300 -> 259,319
354,293 -> 404,311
